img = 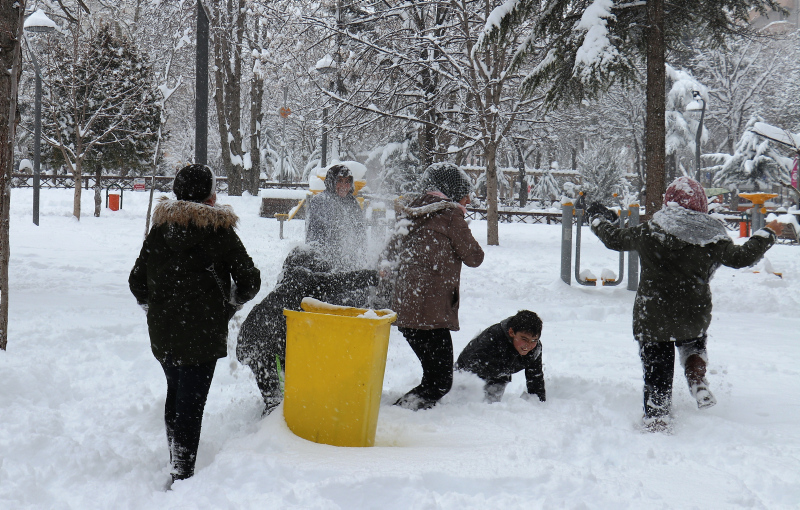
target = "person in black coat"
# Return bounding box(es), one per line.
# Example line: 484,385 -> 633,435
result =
587,176 -> 783,433
129,164 -> 261,485
455,310 -> 545,403
306,164 -> 366,271
236,245 -> 378,415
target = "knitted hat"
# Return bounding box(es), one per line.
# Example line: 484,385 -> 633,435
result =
173,164 -> 216,202
419,162 -> 472,201
664,176 -> 707,213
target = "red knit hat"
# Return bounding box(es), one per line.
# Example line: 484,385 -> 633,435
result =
664,176 -> 707,213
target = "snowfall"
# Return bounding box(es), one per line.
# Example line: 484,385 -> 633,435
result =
1,188 -> 799,510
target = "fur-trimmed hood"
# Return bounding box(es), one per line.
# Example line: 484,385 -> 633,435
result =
152,196 -> 239,230
399,193 -> 458,219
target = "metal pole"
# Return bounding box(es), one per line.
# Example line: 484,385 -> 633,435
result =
195,1 -> 209,165
32,47 -> 42,226
560,202 -> 573,285
320,107 -> 328,168
627,204 -> 640,291
574,208 -> 596,286
694,95 -> 705,183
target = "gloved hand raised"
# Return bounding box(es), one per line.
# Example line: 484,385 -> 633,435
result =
586,201 -> 618,223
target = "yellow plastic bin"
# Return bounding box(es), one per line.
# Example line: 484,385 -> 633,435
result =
283,297 -> 396,447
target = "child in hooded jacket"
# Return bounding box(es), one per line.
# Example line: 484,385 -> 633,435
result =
587,176 -> 783,432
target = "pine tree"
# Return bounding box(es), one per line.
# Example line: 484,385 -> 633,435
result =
711,115 -> 791,191
481,0 -> 783,214
577,141 -> 628,205
42,24 -> 161,219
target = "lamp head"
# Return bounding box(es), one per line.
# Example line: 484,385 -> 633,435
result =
24,9 -> 56,34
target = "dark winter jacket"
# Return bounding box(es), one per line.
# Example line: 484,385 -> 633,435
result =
129,197 -> 261,365
591,205 -> 776,343
455,318 -> 545,401
306,166 -> 366,270
382,193 -> 484,331
236,246 -> 378,399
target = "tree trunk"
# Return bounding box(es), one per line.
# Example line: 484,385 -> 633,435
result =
73,160 -> 82,220
226,0 -> 246,196
212,25 -> 232,190
248,76 -> 263,195
514,138 -> 527,207
0,3 -> 24,350
486,141 -> 499,246
644,0 -> 666,219
248,22 -> 264,195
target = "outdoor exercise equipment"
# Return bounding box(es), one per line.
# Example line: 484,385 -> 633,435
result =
560,194 -> 639,291
738,192 -> 777,233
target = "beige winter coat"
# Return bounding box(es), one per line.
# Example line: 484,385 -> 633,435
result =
383,193 -> 484,330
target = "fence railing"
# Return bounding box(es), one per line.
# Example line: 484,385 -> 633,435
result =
9,174 -> 309,193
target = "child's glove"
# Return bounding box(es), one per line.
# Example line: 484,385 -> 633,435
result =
586,201 -> 617,223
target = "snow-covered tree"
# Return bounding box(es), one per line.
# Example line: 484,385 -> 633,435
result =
665,64 -> 708,180
367,133 -> 422,195
480,0 -> 783,215
692,33 -> 798,154
531,166 -> 561,205
577,141 -> 628,205
710,115 -> 791,190
42,23 -> 161,219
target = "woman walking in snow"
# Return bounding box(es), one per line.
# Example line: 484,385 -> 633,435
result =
587,176 -> 782,432
380,162 -> 484,411
129,164 -> 261,484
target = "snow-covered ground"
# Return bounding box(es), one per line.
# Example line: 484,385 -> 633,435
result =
2,188 -> 799,509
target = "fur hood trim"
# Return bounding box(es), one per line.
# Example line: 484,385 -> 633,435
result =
152,196 -> 239,230
400,198 -> 458,218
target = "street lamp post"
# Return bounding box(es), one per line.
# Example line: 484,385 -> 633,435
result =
23,10 -> 56,226
688,90 -> 706,183
195,1 -> 209,166
315,55 -> 336,169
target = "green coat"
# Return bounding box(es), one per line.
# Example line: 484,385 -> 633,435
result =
129,197 -> 261,365
591,206 -> 775,343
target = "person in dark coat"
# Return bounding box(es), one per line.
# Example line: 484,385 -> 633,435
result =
455,310 -> 546,403
380,162 -> 484,411
236,245 -> 378,415
587,176 -> 783,432
129,164 -> 261,484
306,164 -> 367,271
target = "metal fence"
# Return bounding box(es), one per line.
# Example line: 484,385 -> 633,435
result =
9,173 -> 309,193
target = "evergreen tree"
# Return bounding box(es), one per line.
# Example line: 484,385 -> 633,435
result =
577,141 -> 627,205
44,26 -> 160,175
481,0 -> 783,214
42,24 -> 161,219
373,132 -> 422,195
710,115 -> 791,191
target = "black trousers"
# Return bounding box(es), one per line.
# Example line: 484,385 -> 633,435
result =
639,337 -> 707,418
160,358 -> 217,480
398,327 -> 453,409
